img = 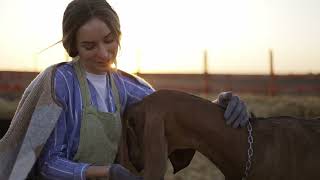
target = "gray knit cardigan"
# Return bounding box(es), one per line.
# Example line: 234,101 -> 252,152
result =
0,64 -> 63,180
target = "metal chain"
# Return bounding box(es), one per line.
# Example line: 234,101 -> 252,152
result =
242,120 -> 254,180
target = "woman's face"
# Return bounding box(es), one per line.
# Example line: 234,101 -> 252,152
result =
76,17 -> 118,74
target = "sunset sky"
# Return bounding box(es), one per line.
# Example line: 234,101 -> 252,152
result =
0,0 -> 319,74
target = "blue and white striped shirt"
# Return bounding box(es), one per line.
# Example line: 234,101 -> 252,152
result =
37,63 -> 155,179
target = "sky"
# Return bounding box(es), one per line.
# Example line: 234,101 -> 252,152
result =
0,0 -> 319,74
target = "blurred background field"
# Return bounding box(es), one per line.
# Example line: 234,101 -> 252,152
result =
1,93 -> 319,121
1,93 -> 319,179
0,97 -> 20,120
204,93 -> 320,119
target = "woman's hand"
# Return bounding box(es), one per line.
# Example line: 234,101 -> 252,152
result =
85,164 -> 142,180
109,164 -> 143,180
214,91 -> 250,128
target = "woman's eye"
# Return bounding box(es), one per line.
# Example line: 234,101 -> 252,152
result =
104,35 -> 114,44
83,44 -> 95,50
104,39 -> 113,44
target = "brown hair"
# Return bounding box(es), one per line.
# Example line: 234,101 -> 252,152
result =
62,0 -> 121,57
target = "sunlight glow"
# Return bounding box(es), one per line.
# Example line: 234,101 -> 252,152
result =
0,0 -> 319,74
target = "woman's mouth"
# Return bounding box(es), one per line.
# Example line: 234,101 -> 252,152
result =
96,61 -> 114,69
97,61 -> 112,65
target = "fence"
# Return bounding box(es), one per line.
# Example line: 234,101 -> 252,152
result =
0,71 -> 319,100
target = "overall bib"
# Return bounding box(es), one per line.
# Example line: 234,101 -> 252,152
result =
72,60 -> 122,178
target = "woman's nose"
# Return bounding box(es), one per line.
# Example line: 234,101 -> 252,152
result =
97,45 -> 111,60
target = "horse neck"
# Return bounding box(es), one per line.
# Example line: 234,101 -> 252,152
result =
194,103 -> 249,179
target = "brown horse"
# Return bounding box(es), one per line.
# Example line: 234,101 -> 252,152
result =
118,89 -> 320,180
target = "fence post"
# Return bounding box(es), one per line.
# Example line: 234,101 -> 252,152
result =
203,49 -> 209,96
268,49 -> 276,96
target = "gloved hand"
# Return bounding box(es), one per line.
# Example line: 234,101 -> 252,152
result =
109,164 -> 143,180
215,91 -> 249,128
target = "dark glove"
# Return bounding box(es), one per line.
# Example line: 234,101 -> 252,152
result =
215,91 -> 249,128
109,164 -> 143,180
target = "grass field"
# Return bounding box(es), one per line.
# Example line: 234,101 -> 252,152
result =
0,98 -> 19,120
1,94 -> 319,179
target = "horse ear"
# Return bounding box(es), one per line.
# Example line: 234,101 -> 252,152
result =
169,149 -> 196,174
117,115 -> 134,172
127,125 -> 144,172
119,108 -> 144,174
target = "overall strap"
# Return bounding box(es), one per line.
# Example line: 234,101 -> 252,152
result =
109,72 -> 121,113
72,59 -> 91,107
